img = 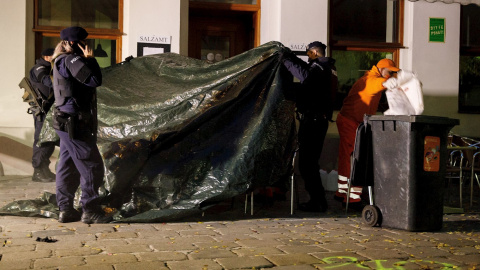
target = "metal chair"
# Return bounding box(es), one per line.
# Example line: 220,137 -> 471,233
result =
470,151 -> 480,207
445,149 -> 465,207
244,147 -> 298,216
446,138 -> 480,208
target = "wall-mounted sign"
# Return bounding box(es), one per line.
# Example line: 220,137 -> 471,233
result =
288,43 -> 309,63
429,17 -> 445,43
289,43 -> 307,52
137,35 -> 172,56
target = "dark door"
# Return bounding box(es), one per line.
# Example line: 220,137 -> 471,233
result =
189,9 -> 254,61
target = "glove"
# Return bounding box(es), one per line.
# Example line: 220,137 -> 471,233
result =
383,77 -> 398,90
279,48 -> 294,62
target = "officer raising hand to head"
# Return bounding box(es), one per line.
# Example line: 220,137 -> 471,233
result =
51,26 -> 112,224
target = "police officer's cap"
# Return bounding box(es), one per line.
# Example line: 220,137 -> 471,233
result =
60,27 -> 88,42
306,41 -> 326,52
41,48 -> 54,56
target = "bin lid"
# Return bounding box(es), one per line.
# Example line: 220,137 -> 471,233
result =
365,115 -> 460,126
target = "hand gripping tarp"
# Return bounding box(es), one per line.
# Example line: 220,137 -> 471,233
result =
0,41 -> 297,222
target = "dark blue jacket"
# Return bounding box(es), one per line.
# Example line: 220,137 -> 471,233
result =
53,53 -> 102,114
29,58 -> 53,98
283,55 -> 337,120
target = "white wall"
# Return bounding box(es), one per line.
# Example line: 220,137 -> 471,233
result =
0,0 -> 35,139
261,0 -> 329,52
260,0 -> 281,44
0,0 -> 39,175
122,0 -> 188,59
409,1 -> 460,96
403,1 -> 478,137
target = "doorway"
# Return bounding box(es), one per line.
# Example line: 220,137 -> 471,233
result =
188,3 -> 259,61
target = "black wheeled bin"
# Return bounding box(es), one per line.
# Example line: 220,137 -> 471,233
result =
366,115 -> 459,231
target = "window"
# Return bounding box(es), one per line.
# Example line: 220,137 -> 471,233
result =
329,0 -> 404,110
459,4 -> 480,114
188,0 -> 261,59
34,0 -> 123,68
190,0 -> 257,4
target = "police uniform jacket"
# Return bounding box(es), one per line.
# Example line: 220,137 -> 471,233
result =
29,58 -> 54,112
282,55 -> 337,121
53,53 -> 102,116
30,58 -> 53,96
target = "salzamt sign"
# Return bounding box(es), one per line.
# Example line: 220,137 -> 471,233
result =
137,35 -> 172,56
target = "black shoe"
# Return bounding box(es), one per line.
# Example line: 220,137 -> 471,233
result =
41,166 -> 56,180
58,209 -> 82,223
81,210 -> 113,224
299,201 -> 328,212
32,168 -> 55,182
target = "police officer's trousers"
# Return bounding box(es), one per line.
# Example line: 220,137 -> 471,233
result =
55,130 -> 104,212
32,114 -> 55,168
298,116 -> 328,205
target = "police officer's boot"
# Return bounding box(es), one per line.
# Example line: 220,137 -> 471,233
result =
32,166 -> 55,182
59,208 -> 82,223
41,166 -> 56,180
81,208 -> 113,224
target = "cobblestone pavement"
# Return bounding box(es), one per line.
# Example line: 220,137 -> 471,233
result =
0,175 -> 479,270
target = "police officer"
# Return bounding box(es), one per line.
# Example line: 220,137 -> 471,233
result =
29,48 -> 56,182
281,41 -> 338,212
51,26 -> 112,223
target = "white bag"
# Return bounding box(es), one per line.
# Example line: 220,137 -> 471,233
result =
384,88 -> 416,115
384,70 -> 424,115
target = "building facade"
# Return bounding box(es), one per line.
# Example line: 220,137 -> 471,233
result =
0,0 -> 479,175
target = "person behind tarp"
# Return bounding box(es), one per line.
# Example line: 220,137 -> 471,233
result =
281,41 -> 338,212
29,48 -> 56,182
334,58 -> 399,209
51,26 -> 112,224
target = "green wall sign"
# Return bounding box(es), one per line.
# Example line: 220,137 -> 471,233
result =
429,17 -> 445,43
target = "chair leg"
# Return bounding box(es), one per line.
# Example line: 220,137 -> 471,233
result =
460,168 -> 463,208
460,177 -> 463,208
447,178 -> 452,204
251,191 -> 253,215
244,191 -> 254,215
473,173 -> 480,207
290,149 -> 298,215
290,172 -> 294,215
245,194 -> 248,214
471,170 -> 480,207
471,172 -> 474,208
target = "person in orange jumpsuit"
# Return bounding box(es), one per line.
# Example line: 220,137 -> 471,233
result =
334,58 -> 400,209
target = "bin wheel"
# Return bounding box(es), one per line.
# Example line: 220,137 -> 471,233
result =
362,205 -> 381,227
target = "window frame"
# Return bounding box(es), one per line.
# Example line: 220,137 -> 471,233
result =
328,0 -> 405,110
458,4 -> 480,114
328,0 -> 404,58
33,0 -> 124,64
189,0 -> 261,48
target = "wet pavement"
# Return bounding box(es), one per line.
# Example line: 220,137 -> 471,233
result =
0,175 -> 479,270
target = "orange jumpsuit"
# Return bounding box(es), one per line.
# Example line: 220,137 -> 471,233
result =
335,66 -> 387,203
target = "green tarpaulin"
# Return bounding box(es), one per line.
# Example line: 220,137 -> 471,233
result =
1,41 -> 296,222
